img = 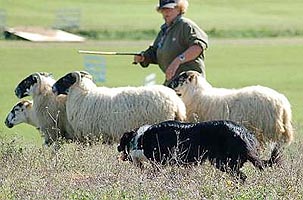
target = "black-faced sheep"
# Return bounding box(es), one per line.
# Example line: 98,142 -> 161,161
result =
5,100 -> 38,128
167,71 -> 293,151
14,72 -> 74,145
117,120 -> 281,182
51,71 -> 187,143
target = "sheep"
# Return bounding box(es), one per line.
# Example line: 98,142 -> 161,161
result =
167,70 -> 294,152
14,72 -> 74,145
117,120 -> 281,182
51,71 -> 187,143
5,100 -> 38,128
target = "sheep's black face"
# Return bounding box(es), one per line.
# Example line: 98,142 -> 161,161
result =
4,116 -> 14,128
52,73 -> 76,95
167,72 -> 188,93
4,101 -> 26,128
15,74 -> 37,98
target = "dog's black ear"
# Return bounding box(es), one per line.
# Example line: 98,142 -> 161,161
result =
117,130 -> 136,152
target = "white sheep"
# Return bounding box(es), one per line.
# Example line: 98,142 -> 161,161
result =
52,71 -> 187,143
14,72 -> 75,145
167,70 -> 293,150
5,100 -> 38,128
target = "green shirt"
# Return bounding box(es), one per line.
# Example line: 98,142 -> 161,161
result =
141,15 -> 208,83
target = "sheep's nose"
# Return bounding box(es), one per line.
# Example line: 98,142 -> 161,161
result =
4,119 -> 13,128
15,87 -> 22,98
52,86 -> 58,95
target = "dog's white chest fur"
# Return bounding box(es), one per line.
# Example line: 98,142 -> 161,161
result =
130,125 -> 151,166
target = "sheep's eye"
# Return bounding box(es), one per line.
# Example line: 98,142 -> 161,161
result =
178,80 -> 184,86
174,79 -> 185,88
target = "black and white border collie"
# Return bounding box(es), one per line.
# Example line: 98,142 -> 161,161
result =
118,120 -> 281,182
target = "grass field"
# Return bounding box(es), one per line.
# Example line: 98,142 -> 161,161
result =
0,135 -> 303,199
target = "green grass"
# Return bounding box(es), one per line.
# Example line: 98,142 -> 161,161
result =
206,39 -> 303,130
1,0 -> 303,39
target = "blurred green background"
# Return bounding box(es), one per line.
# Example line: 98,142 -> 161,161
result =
1,0 -> 303,39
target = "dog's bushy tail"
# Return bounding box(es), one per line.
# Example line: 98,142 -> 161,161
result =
262,144 -> 283,167
248,144 -> 282,171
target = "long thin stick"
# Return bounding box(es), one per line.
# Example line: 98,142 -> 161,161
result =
78,50 -> 140,56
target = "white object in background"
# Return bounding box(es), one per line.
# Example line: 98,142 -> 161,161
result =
144,73 -> 156,86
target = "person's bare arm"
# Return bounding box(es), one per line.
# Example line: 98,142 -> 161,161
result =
165,44 -> 203,81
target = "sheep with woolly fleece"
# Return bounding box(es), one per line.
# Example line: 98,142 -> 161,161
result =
52,71 -> 187,143
167,70 -> 293,151
5,100 -> 38,128
14,72 -> 75,145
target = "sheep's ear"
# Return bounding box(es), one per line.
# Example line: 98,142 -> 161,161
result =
187,71 -> 200,85
72,71 -> 82,84
79,71 -> 91,78
39,72 -> 52,77
80,71 -> 94,81
187,73 -> 195,83
24,100 -> 33,108
32,73 -> 41,84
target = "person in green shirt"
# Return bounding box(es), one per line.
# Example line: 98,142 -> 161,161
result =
134,0 -> 209,85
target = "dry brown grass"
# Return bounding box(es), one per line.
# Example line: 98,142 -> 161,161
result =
0,131 -> 303,200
